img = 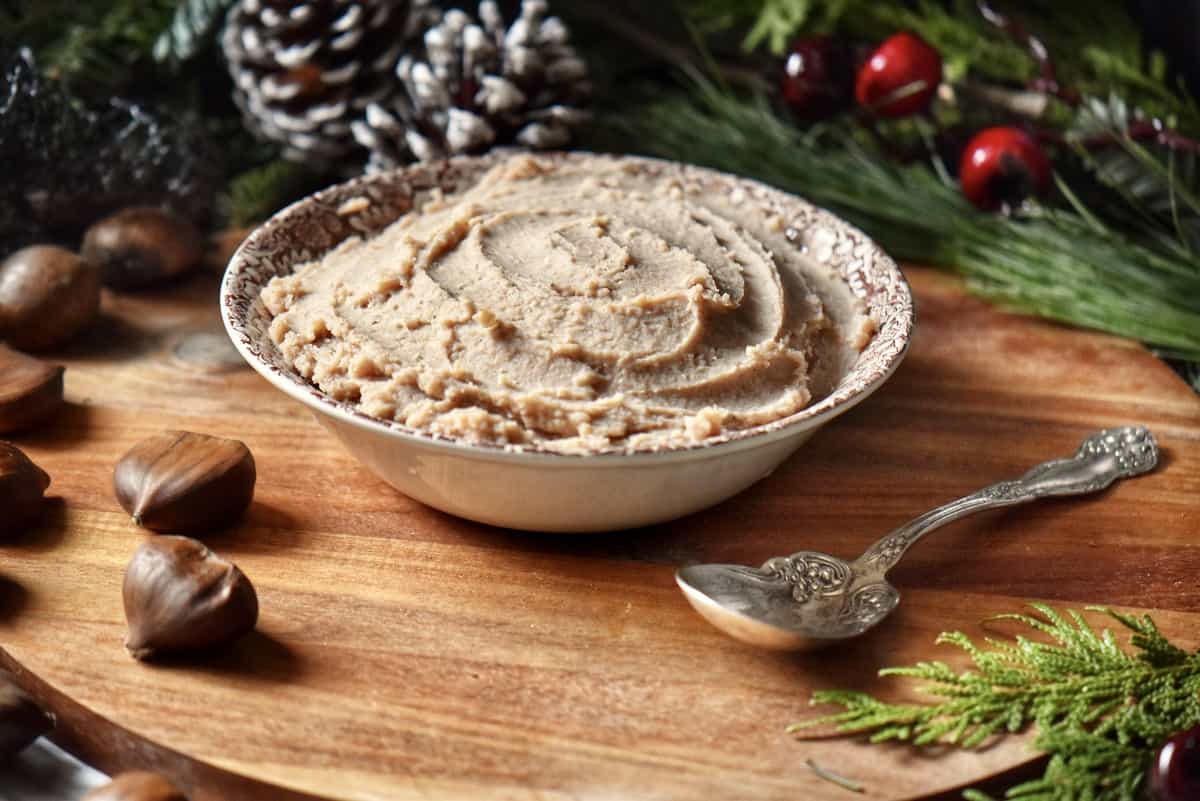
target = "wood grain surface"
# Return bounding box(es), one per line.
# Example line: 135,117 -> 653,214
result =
0,252 -> 1197,801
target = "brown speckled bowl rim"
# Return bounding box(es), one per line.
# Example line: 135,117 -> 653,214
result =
221,151 -> 913,463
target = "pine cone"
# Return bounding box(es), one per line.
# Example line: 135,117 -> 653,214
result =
353,0 -> 591,170
222,0 -> 436,163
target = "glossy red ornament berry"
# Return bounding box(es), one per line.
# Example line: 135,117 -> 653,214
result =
855,32 -> 942,117
781,36 -> 853,120
1151,726 -> 1200,801
959,127 -> 1051,211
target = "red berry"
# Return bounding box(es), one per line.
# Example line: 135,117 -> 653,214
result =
1151,726 -> 1200,801
958,127 -> 1051,211
780,36 -> 853,120
855,32 -> 942,118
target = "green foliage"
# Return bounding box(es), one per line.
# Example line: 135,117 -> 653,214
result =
1,0 -> 179,97
154,0 -> 236,66
225,159 -> 327,228
789,605 -> 1200,801
686,0 -> 854,53
597,80 -> 1200,360
1066,95 -> 1200,254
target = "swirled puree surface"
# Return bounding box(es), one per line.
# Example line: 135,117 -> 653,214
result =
262,155 -> 874,453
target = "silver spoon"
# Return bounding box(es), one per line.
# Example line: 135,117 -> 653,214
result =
676,426 -> 1159,651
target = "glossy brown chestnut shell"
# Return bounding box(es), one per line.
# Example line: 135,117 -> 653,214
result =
82,207 -> 204,290
113,431 -> 256,533
122,535 -> 259,661
0,245 -> 101,352
0,441 -> 50,536
0,344 -> 64,433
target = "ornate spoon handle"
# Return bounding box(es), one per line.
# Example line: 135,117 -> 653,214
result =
854,426 -> 1158,575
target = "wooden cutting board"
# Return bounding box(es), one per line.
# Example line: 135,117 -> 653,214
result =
1,252 -> 1197,801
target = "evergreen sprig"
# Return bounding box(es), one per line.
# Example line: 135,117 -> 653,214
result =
1,0 -> 179,97
153,0 -> 235,67
225,158 -> 327,227
790,605 -> 1200,801
1066,95 -> 1200,254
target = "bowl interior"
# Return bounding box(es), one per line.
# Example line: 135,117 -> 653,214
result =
221,151 -> 913,456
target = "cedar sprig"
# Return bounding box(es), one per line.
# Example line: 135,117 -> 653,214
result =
962,728 -> 1148,801
790,605 -> 1200,801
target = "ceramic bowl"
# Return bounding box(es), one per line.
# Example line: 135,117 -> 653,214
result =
221,152 -> 913,532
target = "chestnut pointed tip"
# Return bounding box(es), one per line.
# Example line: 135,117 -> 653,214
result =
123,630 -> 154,661
126,645 -> 154,662
33,465 -> 51,493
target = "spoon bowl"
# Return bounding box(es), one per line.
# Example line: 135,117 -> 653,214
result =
677,561 -> 899,650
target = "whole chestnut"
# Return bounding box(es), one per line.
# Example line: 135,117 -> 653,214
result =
0,245 -> 101,352
114,431 -> 256,533
0,344 -> 64,433
0,441 -> 50,536
82,771 -> 187,801
123,535 -> 259,661
82,207 -> 204,290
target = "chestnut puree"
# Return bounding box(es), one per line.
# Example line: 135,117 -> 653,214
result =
262,155 -> 874,453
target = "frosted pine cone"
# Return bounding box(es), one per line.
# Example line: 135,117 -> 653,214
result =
222,0 -> 436,163
352,0 -> 591,171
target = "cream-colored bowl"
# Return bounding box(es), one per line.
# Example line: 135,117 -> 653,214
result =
221,152 -> 913,532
